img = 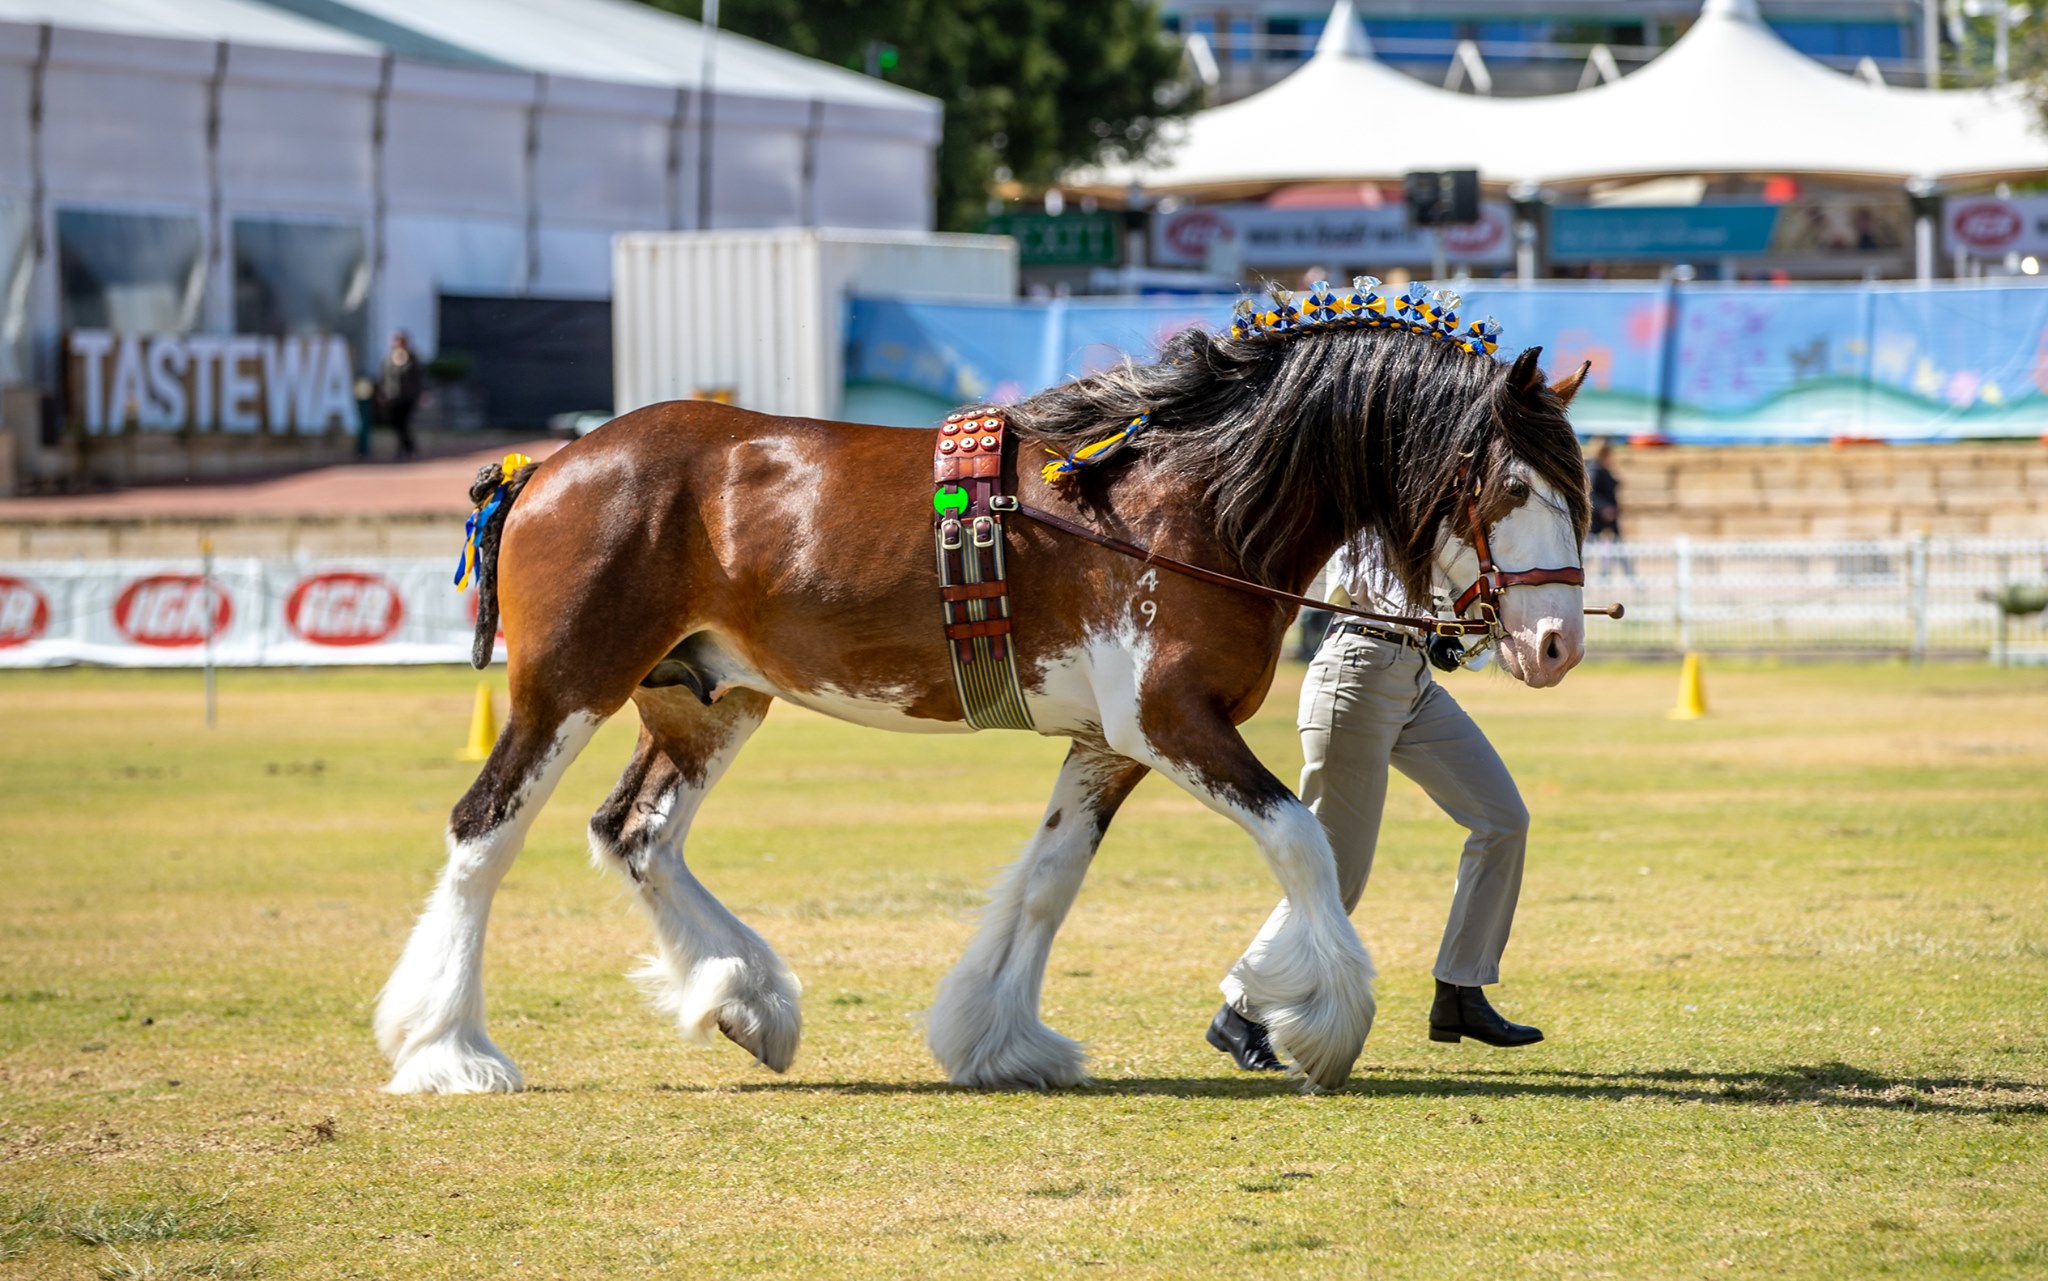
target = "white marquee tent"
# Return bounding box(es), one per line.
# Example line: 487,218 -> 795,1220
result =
0,0 -> 942,377
1078,0 -> 2048,198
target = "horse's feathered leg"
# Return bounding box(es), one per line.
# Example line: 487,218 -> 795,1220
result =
377,699 -> 605,1093
1112,705 -> 1377,1092
590,688 -> 802,1073
928,745 -> 1148,1089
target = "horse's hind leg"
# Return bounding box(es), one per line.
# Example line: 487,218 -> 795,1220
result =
589,688 -> 801,1073
377,699 -> 604,1094
929,745 -> 1148,1088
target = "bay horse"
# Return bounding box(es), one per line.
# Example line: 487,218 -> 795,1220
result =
375,314 -> 1593,1095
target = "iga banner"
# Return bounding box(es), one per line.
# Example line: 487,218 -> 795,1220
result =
1150,202 -> 1514,270
1943,195 -> 2048,259
0,559 -> 502,668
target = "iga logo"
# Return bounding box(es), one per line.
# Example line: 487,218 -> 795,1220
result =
114,575 -> 231,648
0,575 -> 50,648
1950,201 -> 2023,252
287,572 -> 404,646
1162,209 -> 1234,260
1441,208 -> 1508,257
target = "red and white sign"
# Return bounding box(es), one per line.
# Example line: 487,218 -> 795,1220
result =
114,575 -> 233,648
1943,195 -> 2048,258
1151,201 -> 1516,270
287,572 -> 404,646
0,575 -> 49,648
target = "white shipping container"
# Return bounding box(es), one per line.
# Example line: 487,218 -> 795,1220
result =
612,229 -> 1017,422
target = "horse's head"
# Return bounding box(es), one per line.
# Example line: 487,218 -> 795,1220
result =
1430,349 -> 1591,689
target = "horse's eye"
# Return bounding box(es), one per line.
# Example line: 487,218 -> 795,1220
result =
1504,476 -> 1531,500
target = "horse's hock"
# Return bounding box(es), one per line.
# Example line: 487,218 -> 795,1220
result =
1,440 -> 2045,558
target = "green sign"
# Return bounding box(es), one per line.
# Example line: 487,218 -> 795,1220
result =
984,212 -> 1120,267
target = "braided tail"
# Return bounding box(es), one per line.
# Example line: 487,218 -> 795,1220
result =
459,457 -> 537,670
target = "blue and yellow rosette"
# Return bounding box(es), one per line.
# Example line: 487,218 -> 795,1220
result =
453,452 -> 534,590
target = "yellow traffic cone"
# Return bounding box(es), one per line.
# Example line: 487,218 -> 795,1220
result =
1668,652 -> 1707,720
459,682 -> 497,761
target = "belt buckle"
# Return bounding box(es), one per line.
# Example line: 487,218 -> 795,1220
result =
940,518 -> 963,551
971,516 -> 996,548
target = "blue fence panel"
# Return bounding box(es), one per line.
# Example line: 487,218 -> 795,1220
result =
844,282 -> 2048,441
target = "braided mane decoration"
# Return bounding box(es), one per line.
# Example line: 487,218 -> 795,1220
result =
1037,277 -> 1505,489
1231,277 -> 1501,356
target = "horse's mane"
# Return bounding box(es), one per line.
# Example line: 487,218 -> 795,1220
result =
1004,321 -> 1590,600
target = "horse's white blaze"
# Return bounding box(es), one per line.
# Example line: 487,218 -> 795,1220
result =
928,749 -> 1131,1088
1434,470 -> 1585,688
609,707 -> 803,1073
378,711 -> 603,1094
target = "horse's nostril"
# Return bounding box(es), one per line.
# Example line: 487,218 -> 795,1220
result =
1544,634 -> 1562,663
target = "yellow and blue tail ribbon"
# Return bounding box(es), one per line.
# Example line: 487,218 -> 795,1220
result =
454,452 -> 534,590
1041,413 -> 1149,485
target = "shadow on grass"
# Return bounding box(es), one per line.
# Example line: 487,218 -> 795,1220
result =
658,1061 -> 2046,1115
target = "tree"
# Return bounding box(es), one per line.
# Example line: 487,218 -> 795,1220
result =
643,0 -> 1192,230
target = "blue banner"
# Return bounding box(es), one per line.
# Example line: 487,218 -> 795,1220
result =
844,283 -> 2048,443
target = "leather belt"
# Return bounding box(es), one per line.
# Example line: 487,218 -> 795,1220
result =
1329,620 -> 1422,648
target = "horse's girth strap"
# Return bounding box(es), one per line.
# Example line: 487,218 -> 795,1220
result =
933,410 -> 1034,732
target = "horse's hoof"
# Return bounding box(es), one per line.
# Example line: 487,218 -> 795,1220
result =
383,1034 -> 524,1095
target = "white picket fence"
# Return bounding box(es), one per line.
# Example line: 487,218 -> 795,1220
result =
2,537 -> 2045,668
1580,536 -> 2048,662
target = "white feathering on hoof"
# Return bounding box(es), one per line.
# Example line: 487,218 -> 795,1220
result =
633,945 -> 803,1073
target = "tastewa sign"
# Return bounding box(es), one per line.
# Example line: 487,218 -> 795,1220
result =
1150,202 -> 1515,270
66,332 -> 357,435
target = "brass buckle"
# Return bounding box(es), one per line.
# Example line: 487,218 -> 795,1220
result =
940,518 -> 963,551
988,495 -> 1018,512
971,517 -> 996,548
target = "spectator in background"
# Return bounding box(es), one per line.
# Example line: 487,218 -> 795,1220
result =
1586,437 -> 1631,579
1587,437 -> 1622,541
377,331 -> 423,461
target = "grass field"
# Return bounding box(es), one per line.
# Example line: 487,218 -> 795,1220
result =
2,659 -> 2046,1280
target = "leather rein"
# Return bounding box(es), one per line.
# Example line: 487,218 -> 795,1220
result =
1009,463 -> 1617,640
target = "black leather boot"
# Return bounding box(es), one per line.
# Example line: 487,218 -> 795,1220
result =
1206,1003 -> 1284,1071
1428,979 -> 1544,1047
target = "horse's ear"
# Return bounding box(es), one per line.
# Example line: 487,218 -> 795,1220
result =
1551,360 -> 1593,407
1508,346 -> 1545,397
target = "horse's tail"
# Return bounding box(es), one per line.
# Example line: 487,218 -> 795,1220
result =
465,458 -> 537,670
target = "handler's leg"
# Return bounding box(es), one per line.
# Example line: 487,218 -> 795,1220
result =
929,745 -> 1149,1088
1390,680 -> 1543,1046
1213,636 -> 1411,1069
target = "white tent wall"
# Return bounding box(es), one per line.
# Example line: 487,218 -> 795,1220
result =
218,45 -> 379,217
0,2 -> 943,415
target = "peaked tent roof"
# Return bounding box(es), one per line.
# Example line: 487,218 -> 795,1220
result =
1514,0 -> 2048,186
1078,0 -> 2048,197
1074,0 -> 1496,197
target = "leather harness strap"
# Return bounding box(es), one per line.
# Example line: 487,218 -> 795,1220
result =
933,411 -> 1034,730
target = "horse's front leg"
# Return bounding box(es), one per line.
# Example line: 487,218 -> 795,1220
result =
1110,698 -> 1376,1091
928,744 -> 1149,1088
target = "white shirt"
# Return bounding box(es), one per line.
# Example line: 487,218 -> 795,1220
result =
1327,534 -> 1429,632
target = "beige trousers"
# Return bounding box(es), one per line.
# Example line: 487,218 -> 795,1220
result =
1224,631 -> 1529,1010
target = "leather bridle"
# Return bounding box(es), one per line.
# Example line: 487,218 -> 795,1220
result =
1443,463 -> 1588,642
